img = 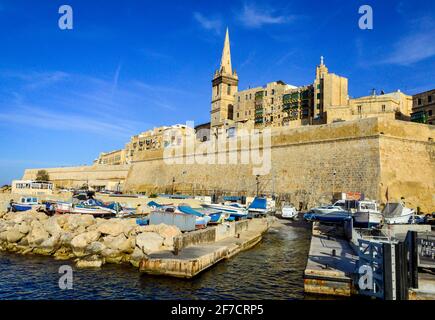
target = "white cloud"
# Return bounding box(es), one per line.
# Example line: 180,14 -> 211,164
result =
382,17 -> 435,66
193,12 -> 222,34
238,3 -> 293,28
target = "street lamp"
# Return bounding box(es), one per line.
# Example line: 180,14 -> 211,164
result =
332,169 -> 337,200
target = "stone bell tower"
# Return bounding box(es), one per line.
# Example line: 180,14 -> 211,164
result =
211,28 -> 239,130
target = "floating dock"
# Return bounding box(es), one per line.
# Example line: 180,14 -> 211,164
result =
139,217 -> 273,278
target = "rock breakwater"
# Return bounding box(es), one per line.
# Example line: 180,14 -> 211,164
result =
0,210 -> 181,268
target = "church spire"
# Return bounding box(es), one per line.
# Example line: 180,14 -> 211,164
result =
220,27 -> 232,75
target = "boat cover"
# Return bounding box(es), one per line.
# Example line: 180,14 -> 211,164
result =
382,203 -> 404,218
178,205 -> 204,217
304,211 -> 352,223
248,197 -> 267,210
148,201 -> 163,208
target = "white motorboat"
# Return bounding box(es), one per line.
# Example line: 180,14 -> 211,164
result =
201,203 -> 247,214
382,202 -> 416,224
311,205 -> 344,214
353,200 -> 383,228
281,204 -> 298,219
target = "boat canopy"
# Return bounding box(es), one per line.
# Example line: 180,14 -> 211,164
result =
178,205 -> 204,217
148,201 -> 163,208
382,203 -> 405,218
248,197 -> 267,210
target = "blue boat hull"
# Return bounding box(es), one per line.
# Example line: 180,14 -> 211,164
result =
12,204 -> 32,212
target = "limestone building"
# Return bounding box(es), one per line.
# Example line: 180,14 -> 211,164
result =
209,29 -> 412,135
411,89 -> 435,125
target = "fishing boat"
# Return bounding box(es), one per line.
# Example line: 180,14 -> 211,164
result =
55,201 -> 73,214
352,200 -> 383,228
382,202 -> 416,224
11,197 -> 41,212
281,204 -> 298,219
71,205 -> 116,218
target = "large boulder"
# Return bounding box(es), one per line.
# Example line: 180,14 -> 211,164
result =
76,255 -> 104,268
18,223 -> 31,235
104,234 -> 134,253
135,232 -> 164,254
5,229 -> 25,243
27,225 -> 50,246
97,221 -> 124,237
60,232 -> 75,246
64,215 -> 95,232
129,246 -> 146,268
86,241 -> 105,255
44,216 -> 62,236
12,212 -> 35,224
70,230 -> 101,250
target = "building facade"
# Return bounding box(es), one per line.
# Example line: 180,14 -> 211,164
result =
210,29 -> 412,134
411,89 -> 435,125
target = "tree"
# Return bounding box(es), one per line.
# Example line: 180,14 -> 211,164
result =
36,170 -> 50,181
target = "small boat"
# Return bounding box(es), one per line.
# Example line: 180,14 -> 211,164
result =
201,203 -> 248,221
352,200 -> 383,228
71,205 -> 116,218
310,205 -> 344,214
281,204 -> 298,219
55,201 -> 73,214
247,197 -> 269,217
11,197 -> 41,212
304,211 -> 352,223
382,202 -> 416,224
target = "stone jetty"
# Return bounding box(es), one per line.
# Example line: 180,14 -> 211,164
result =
0,210 -> 181,269
0,210 -> 274,276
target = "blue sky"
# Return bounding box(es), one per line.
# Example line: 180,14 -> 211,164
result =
0,0 -> 434,185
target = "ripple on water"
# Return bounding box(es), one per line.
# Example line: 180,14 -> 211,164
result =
0,221 -> 311,300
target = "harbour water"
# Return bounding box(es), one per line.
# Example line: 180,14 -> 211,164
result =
0,219 -> 311,300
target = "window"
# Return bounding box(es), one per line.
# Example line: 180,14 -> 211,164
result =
238,96 -> 240,102
358,105 -> 362,113
382,105 -> 386,112
246,95 -> 248,100
271,98 -> 274,104
265,91 -> 267,96
227,84 -> 231,95
249,93 -> 252,100
237,112 -> 239,118
271,116 -> 274,121
418,98 -> 422,105
227,105 -> 234,120
271,89 -> 275,95
216,84 -> 219,96
429,95 -> 432,103
429,110 -> 433,116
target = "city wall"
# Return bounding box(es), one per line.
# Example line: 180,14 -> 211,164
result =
21,118 -> 434,212
23,164 -> 130,189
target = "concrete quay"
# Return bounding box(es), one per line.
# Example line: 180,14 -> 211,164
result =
303,223 -> 357,297
139,217 -> 274,278
304,221 -> 435,299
